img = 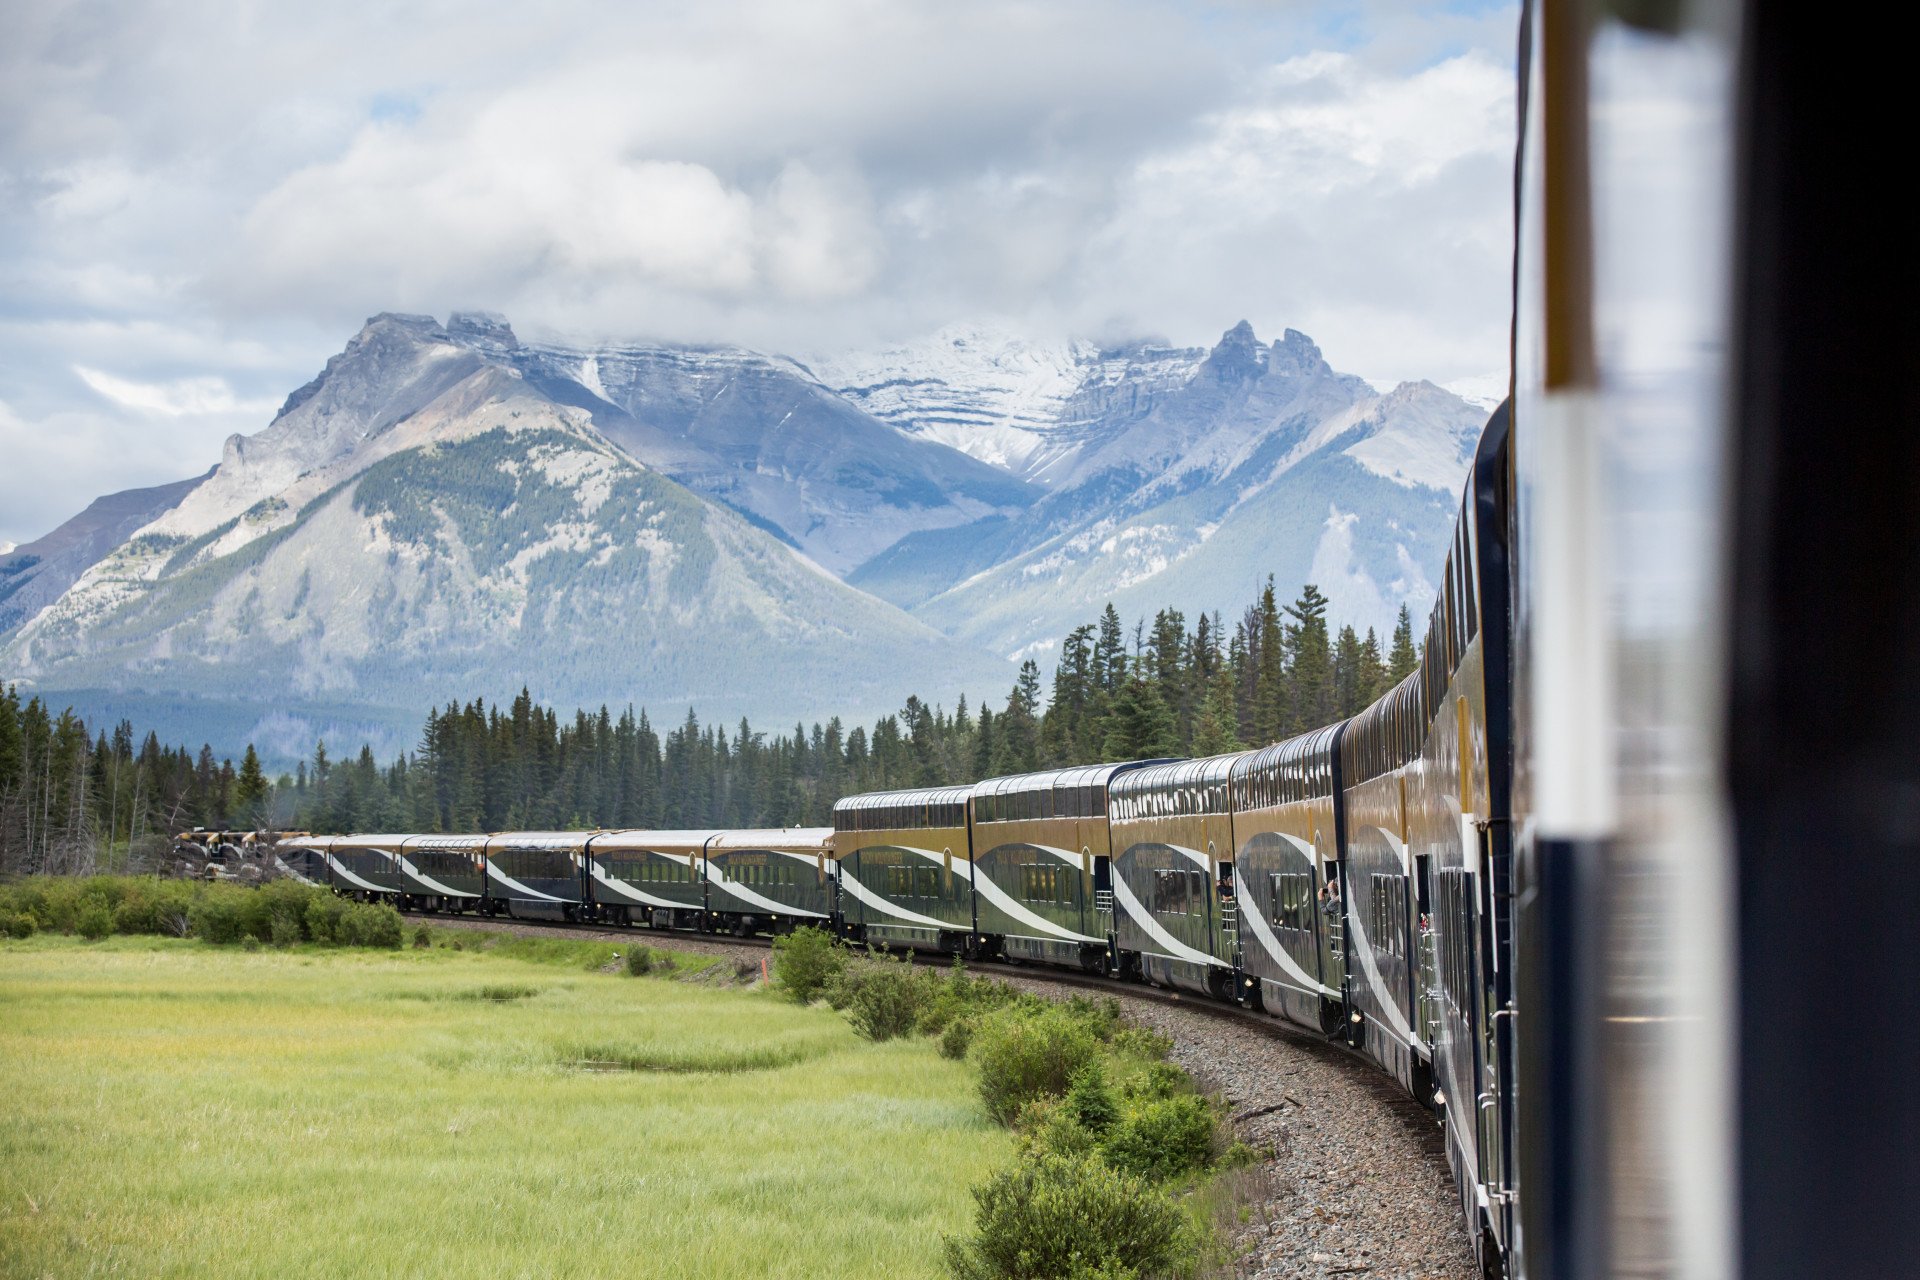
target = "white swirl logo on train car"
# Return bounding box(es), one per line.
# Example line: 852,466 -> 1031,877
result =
322,850 -> 394,894
485,867 -> 565,902
585,860 -> 686,910
1108,870 -> 1222,968
394,855 -> 478,898
965,843 -> 1105,944
1231,833 -> 1341,999
705,851 -> 826,919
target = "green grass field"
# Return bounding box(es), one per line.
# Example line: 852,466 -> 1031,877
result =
0,936 -> 1011,1279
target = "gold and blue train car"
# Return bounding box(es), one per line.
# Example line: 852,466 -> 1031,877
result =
482,831 -> 591,919
704,828 -> 836,936
1108,754 -> 1249,999
832,785 -> 974,952
390,834 -> 487,911
969,764 -> 1151,972
1338,674 -> 1430,1096
1229,726 -> 1347,1033
321,833 -> 413,900
584,830 -> 719,930
1405,432 -> 1511,1254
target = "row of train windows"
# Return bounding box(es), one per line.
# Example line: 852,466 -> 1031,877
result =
1234,758 -> 1332,812
1267,872 -> 1316,932
1018,863 -> 1080,905
1153,868 -> 1210,916
977,786 -> 1107,823
494,852 -> 572,878
1368,877 -> 1408,960
883,864 -> 947,900
1111,781 -> 1230,823
840,802 -> 968,833
728,861 -> 808,888
611,859 -> 695,885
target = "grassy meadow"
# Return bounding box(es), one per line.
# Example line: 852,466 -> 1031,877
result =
0,934 -> 1011,1279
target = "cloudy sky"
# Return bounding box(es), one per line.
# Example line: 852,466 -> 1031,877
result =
0,0 -> 1518,546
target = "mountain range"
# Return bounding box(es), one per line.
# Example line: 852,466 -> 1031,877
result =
0,312 -> 1492,760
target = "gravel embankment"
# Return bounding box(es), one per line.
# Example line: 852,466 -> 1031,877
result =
996,976 -> 1477,1280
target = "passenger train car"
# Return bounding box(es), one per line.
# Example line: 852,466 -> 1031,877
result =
281,2 -> 1919,1276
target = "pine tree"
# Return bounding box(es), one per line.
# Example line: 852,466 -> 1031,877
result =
1389,604 -> 1419,683
1333,624 -> 1366,718
1101,670 -> 1180,761
1359,627 -> 1389,703
1286,583 -> 1334,734
235,744 -> 270,823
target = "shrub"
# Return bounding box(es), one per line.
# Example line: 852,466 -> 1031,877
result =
8,912 -> 36,939
938,1017 -> 976,1061
1014,1097 -> 1099,1162
75,904 -> 114,941
624,945 -> 655,976
1109,1026 -> 1173,1063
413,925 -> 433,949
1102,1094 -> 1222,1183
972,1007 -> 1102,1126
189,894 -> 247,945
304,895 -> 347,946
942,1153 -> 1185,1280
769,926 -> 845,1003
270,909 -> 305,948
0,911 -> 15,938
842,952 -> 936,1042
241,935 -> 262,953
335,902 -> 404,949
1066,1063 -> 1119,1137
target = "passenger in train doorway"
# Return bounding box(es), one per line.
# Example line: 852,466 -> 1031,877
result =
1318,876 -> 1341,912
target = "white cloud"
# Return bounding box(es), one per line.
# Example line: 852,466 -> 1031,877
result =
0,0 -> 1521,527
73,366 -> 277,418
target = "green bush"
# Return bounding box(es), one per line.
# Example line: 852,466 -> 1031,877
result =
1101,1094 -> 1222,1184
1066,1063 -> 1119,1137
188,893 -> 247,945
769,926 -> 845,1003
938,1017 -> 977,1061
270,909 -> 305,948
1014,1097 -> 1099,1162
624,945 -> 655,976
841,952 -> 936,1041
334,902 -> 404,949
972,1007 -> 1102,1126
8,912 -> 36,939
413,925 -> 433,949
241,935 -> 262,953
1109,1024 -> 1173,1062
75,904 -> 114,941
304,895 -> 347,945
942,1153 -> 1185,1280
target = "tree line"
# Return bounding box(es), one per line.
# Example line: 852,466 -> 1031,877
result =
0,579 -> 1421,866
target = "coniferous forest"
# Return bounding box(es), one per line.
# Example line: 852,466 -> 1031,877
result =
0,579 -> 1422,872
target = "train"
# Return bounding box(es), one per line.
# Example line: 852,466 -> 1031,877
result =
285,3 -> 1919,1278
280,399 -> 1522,1272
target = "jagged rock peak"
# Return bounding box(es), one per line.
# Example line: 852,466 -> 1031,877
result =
1201,319 -> 1268,380
1269,327 -> 1330,379
447,311 -> 519,352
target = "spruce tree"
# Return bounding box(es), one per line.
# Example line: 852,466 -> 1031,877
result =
1389,604 -> 1419,682
1333,624 -> 1366,718
1101,671 -> 1180,761
235,744 -> 270,822
1286,583 -> 1334,734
